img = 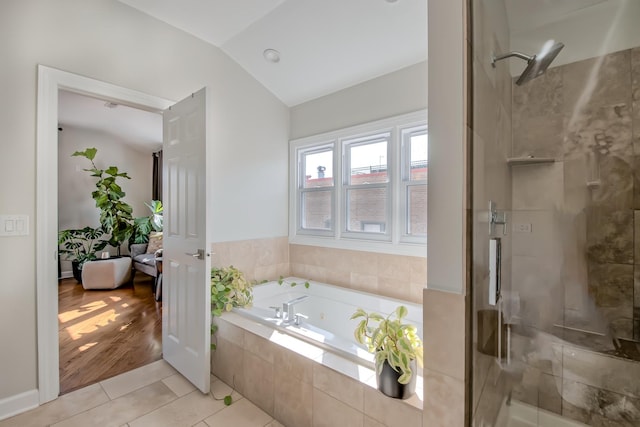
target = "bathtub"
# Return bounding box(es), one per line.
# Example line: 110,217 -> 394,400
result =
234,277 -> 423,368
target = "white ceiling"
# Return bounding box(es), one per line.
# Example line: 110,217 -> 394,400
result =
58,90 -> 162,153
118,0 -> 428,107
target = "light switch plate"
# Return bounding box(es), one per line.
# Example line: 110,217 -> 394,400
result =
0,215 -> 29,236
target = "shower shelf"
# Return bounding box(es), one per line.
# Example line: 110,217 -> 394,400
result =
507,156 -> 555,166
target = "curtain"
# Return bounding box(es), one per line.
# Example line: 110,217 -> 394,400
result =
152,150 -> 163,201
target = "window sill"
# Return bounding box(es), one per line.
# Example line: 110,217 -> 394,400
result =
289,234 -> 427,258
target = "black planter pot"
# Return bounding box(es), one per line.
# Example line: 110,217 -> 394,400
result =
71,261 -> 82,283
376,358 -> 417,399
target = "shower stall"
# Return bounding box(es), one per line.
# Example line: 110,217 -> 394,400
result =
471,0 -> 640,425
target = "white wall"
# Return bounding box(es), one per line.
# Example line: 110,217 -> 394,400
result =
426,0 -> 465,294
289,61 -> 427,140
0,0 -> 288,403
58,125 -> 153,269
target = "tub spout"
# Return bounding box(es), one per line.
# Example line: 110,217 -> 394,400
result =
283,295 -> 309,322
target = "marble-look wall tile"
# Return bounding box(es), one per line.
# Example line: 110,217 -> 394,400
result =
562,49 -> 632,115
586,208 -> 633,264
512,67 -> 564,158
513,67 -> 563,117
635,266 -> 640,309
563,345 -> 640,400
564,103 -> 632,161
561,378 -> 640,426
632,48 -> 640,157
587,263 -> 633,318
511,366 -> 562,415
512,163 -> 564,211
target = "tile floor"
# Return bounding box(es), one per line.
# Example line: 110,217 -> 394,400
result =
0,360 -> 284,427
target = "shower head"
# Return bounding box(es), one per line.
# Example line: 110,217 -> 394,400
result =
491,41 -> 564,85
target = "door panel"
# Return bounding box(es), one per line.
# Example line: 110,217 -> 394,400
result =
162,88 -> 211,393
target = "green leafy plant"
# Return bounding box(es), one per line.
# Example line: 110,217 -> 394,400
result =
210,266 -> 254,318
209,266 -> 255,406
73,147 -> 134,255
130,200 -> 163,245
351,305 -> 423,385
58,227 -> 108,268
277,276 -> 310,289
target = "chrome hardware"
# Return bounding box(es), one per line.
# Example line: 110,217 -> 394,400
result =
186,249 -> 205,260
294,313 -> 308,326
489,238 -> 501,306
269,306 -> 281,318
489,201 -> 508,235
282,295 -> 309,323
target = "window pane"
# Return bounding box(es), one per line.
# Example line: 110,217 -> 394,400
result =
346,187 -> 388,233
407,185 -> 427,236
303,150 -> 333,188
301,191 -> 332,230
410,133 -> 428,181
349,140 -> 388,184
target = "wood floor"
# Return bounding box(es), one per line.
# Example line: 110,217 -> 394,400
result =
58,274 -> 162,395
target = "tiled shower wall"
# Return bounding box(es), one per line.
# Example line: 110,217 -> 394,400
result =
511,47 -> 640,340
210,238 -> 426,304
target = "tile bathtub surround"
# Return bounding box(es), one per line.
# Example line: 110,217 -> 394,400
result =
212,313 -> 423,427
0,360 -> 280,427
289,244 -> 427,304
422,288 -> 467,427
211,236 -> 290,283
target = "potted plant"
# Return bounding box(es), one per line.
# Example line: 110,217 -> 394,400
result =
130,200 -> 163,245
58,227 -> 108,282
73,147 -> 134,255
351,305 -> 423,399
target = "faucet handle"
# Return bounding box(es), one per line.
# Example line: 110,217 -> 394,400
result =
294,313 -> 308,326
268,306 -> 281,318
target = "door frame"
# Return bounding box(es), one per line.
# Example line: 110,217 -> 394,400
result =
36,65 -> 174,403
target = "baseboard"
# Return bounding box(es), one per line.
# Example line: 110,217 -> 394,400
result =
0,389 -> 39,421
60,270 -> 72,279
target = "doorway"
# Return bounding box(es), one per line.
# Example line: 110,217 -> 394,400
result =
36,65 -> 174,403
56,89 -> 163,394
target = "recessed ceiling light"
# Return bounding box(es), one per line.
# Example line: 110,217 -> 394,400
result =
263,48 -> 281,63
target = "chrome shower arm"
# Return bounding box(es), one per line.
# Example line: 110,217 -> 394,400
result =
491,51 -> 534,67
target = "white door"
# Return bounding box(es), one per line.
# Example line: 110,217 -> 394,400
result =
162,88 -> 211,393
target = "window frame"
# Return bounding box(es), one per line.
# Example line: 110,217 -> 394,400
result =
289,110 -> 427,257
399,124 -> 428,244
341,131 -> 392,242
295,141 -> 336,237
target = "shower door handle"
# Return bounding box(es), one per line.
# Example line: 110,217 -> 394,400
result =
489,238 -> 501,306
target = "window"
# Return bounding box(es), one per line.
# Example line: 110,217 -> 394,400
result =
343,133 -> 391,240
401,126 -> 428,242
298,143 -> 334,235
290,111 -> 427,256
